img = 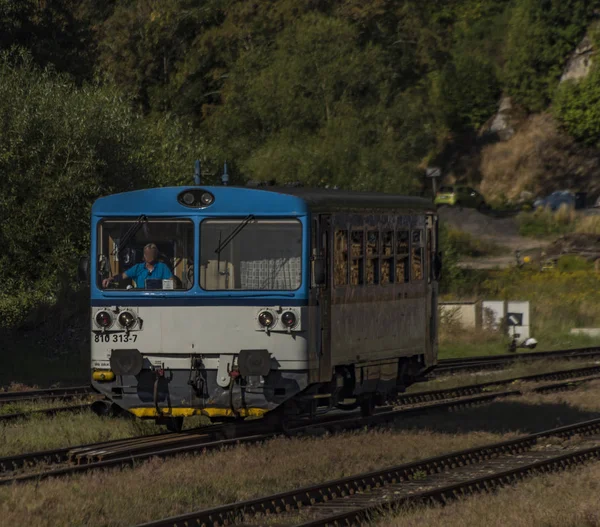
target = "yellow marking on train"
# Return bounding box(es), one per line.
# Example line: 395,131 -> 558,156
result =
128,407 -> 269,418
92,370 -> 115,382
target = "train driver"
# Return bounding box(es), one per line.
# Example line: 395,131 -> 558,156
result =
102,243 -> 173,288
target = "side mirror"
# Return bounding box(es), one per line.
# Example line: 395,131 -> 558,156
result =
78,256 -> 90,283
311,256 -> 326,288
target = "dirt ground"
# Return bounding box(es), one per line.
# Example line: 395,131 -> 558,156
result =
438,207 -> 550,269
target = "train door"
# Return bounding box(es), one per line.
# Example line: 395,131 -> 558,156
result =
315,214 -> 333,382
425,214 -> 439,365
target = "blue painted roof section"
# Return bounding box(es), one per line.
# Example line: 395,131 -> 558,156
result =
92,187 -> 309,216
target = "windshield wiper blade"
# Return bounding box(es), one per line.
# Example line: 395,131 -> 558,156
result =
215,214 -> 255,255
112,215 -> 148,256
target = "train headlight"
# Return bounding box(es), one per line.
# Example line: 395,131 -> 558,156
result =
200,192 -> 214,206
95,310 -> 113,328
281,311 -> 297,328
258,310 -> 275,329
118,311 -> 136,329
177,189 -> 215,208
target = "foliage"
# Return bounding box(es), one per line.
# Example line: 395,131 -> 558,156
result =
553,67 -> 600,145
0,52 -> 203,325
502,0 -> 593,112
516,205 -> 578,237
445,227 -> 505,258
0,0 -> 597,332
0,0 -> 99,81
482,266 -> 600,333
438,222 -> 489,296
556,255 -> 594,272
205,13 -> 433,191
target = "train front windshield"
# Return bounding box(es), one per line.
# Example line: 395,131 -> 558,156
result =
200,218 -> 302,291
97,218 -> 195,290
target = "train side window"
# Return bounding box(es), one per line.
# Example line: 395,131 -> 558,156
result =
366,230 -> 379,285
395,230 -> 409,283
381,230 -> 394,285
412,229 -> 424,281
334,230 -> 349,286
350,230 -> 364,285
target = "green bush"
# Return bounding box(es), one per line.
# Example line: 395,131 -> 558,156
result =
502,0 -> 592,112
439,223 -> 489,296
445,228 -> 505,258
0,52 -> 202,329
516,206 -> 578,237
553,67 -> 600,145
556,255 -> 594,272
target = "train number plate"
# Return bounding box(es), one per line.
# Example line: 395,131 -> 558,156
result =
94,334 -> 138,343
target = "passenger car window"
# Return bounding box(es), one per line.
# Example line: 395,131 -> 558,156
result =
366,231 -> 379,285
381,231 -> 394,285
334,230 -> 348,287
396,230 -> 409,283
200,219 -> 302,290
350,230 -> 364,285
411,229 -> 424,281
97,218 -> 194,291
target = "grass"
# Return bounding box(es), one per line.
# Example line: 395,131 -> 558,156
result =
376,460 -> 600,527
407,358 -> 600,392
445,228 -> 506,257
439,265 -> 600,359
0,409 -> 212,457
0,396 -> 95,417
517,205 -> 600,238
0,427 -> 519,526
439,331 -> 600,360
0,411 -> 163,457
2,381 -> 600,526
376,383 -> 600,527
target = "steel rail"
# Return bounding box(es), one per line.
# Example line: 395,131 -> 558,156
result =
136,417 -> 600,527
397,364 -> 600,405
435,346 -> 600,374
0,386 -> 95,405
1,372 -> 598,488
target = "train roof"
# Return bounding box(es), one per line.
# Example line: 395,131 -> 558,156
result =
92,186 -> 434,216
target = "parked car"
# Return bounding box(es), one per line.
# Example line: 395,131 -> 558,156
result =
434,185 -> 488,211
533,190 -> 587,211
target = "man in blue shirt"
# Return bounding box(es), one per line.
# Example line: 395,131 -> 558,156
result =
102,243 -> 173,289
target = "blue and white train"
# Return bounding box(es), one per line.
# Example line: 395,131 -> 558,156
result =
85,182 -> 441,430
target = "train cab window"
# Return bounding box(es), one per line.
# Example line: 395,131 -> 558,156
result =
350,230 -> 364,286
200,218 -> 302,290
366,231 -> 379,285
381,231 -> 394,285
97,218 -> 194,290
334,230 -> 349,286
412,229 -> 424,281
395,230 -> 409,283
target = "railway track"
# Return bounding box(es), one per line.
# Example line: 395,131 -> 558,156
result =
0,404 -> 93,424
0,385 -> 95,405
1,365 -> 599,487
436,346 -> 600,374
137,417 -> 600,527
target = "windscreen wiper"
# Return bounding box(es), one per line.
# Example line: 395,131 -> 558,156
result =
214,214 -> 255,255
112,215 -> 148,256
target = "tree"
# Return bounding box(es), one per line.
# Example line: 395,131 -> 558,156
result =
203,13 -> 434,191
502,0 -> 592,112
0,52 -> 204,301
553,67 -> 600,145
